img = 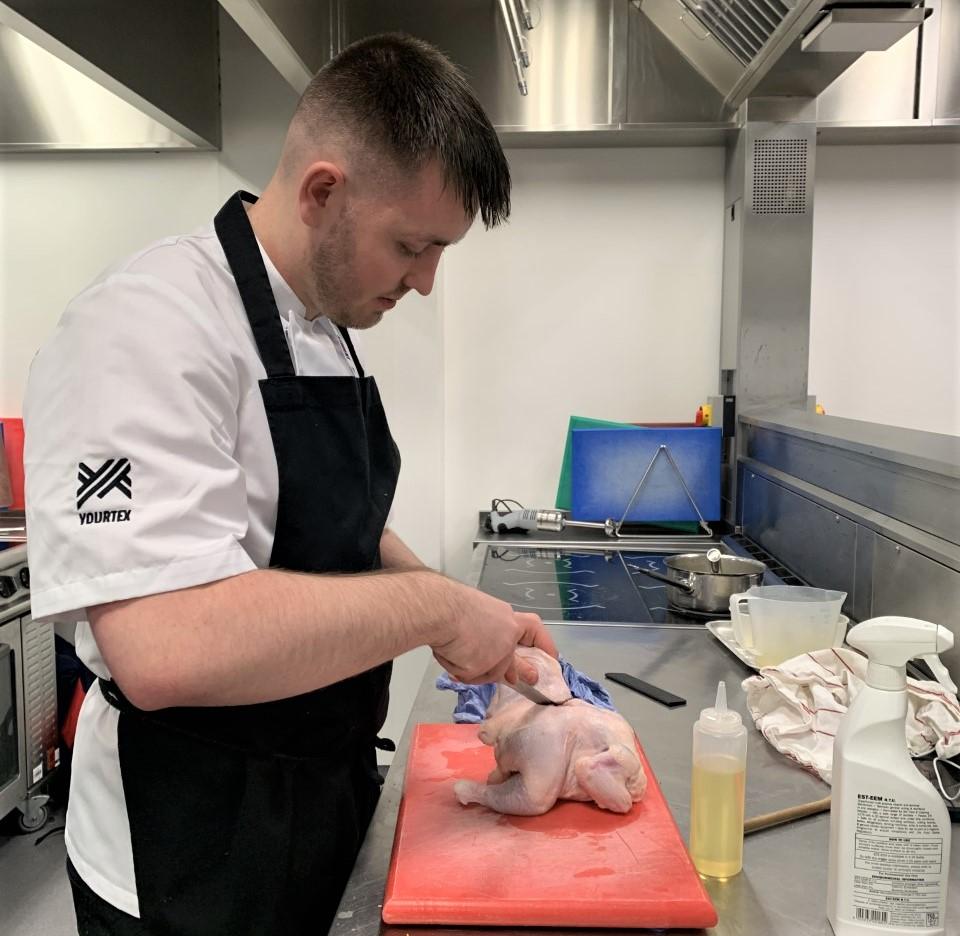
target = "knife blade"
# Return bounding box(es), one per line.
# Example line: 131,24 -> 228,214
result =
504,677 -> 560,705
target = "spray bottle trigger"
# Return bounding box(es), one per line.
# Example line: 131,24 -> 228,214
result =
922,654 -> 958,694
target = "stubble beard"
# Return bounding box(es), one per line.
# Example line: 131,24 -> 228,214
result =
308,214 -> 370,329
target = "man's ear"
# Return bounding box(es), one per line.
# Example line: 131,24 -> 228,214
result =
298,161 -> 345,228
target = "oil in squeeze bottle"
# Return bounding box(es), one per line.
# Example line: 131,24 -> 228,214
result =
689,681 -> 747,878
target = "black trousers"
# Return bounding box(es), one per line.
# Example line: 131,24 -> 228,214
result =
67,858 -> 149,936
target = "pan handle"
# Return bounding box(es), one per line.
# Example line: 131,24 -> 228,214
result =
639,568 -> 695,594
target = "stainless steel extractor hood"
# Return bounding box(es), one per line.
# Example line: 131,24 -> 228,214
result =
218,0 -> 335,95
217,0 -> 941,140
0,1 -> 220,151
636,0 -> 930,109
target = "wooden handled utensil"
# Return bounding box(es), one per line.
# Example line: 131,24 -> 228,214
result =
744,795 -> 832,835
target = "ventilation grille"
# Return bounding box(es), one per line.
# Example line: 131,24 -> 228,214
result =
22,619 -> 57,785
728,534 -> 806,586
680,0 -> 789,65
751,138 -> 809,215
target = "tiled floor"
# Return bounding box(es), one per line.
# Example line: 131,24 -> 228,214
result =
0,805 -> 76,935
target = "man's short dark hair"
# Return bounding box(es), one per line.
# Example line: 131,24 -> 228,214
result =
295,33 -> 510,228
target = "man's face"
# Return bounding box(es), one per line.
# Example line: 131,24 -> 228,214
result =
307,160 -> 473,329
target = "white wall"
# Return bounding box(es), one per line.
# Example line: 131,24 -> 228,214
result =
809,144 -> 960,438
0,155 -> 220,414
438,143 -> 960,582
441,146 -> 727,580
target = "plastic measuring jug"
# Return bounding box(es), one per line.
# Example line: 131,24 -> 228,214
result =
728,585 -> 847,666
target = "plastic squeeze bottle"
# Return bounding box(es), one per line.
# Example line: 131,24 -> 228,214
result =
689,681 -> 748,878
827,617 -> 954,936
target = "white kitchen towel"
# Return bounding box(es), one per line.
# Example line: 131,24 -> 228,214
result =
742,647 -> 960,784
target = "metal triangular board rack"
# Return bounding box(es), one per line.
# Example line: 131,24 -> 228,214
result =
605,443 -> 712,539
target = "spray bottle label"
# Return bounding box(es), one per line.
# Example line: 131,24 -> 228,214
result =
852,794 -> 944,928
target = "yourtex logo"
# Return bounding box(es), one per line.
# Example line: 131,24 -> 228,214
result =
77,458 -> 133,526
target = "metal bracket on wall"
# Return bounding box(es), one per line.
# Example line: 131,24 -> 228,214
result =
496,0 -> 531,94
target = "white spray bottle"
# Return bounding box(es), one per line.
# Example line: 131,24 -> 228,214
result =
827,617 -> 954,935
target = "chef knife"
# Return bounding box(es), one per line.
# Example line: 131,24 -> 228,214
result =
504,676 -> 561,706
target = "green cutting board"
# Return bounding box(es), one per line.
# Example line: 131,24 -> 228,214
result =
555,416 -> 634,510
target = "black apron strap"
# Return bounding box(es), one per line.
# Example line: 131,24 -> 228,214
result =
99,678 -> 130,712
213,191 -> 295,379
337,326 -> 366,379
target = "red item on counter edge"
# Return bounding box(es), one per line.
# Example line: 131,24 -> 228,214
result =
0,418 -> 25,511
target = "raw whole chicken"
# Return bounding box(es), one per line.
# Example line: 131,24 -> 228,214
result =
453,648 -> 647,815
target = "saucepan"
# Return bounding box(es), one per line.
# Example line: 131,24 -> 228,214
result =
642,549 -> 767,614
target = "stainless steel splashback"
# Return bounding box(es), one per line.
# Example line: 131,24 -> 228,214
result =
218,0 -> 959,141
337,0 -> 628,132
221,0 -> 735,132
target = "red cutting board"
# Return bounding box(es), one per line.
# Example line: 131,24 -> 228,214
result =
382,723 -> 717,929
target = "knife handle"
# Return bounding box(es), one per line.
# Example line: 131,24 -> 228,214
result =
605,673 -> 686,708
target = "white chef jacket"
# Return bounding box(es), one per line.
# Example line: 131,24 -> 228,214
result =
23,220 -> 365,916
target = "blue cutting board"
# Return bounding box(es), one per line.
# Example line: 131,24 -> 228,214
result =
570,427 -> 721,523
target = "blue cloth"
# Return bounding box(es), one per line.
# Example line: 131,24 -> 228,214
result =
435,656 -> 616,724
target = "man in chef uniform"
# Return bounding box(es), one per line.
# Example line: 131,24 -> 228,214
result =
23,34 -> 555,936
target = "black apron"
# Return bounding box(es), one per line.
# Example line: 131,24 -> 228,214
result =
100,190 -> 400,935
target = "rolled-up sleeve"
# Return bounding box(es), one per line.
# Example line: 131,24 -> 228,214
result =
24,271 -> 256,623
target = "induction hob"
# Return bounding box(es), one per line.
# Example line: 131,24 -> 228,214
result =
476,546 -> 735,627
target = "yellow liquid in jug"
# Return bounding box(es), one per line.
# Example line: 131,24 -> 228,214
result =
689,754 -> 746,878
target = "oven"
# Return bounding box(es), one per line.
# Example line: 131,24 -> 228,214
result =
0,543 -> 58,832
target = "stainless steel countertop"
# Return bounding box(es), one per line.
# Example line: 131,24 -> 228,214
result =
332,592 -> 960,936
